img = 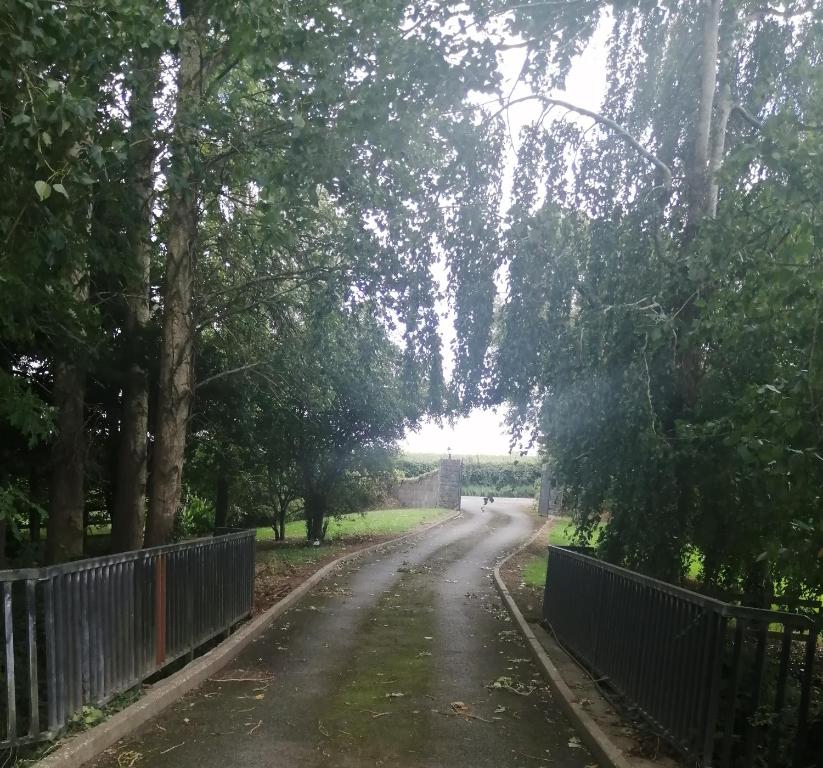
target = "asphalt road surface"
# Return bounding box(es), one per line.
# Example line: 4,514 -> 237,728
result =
90,498 -> 593,768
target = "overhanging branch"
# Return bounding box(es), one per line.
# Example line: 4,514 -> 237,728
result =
500,94 -> 673,193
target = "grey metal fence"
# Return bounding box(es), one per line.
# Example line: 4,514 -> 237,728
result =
0,530 -> 255,749
543,545 -> 820,768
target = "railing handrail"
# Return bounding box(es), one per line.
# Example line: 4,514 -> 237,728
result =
548,545 -> 816,629
0,529 -> 255,583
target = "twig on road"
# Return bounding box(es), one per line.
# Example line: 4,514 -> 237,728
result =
362,709 -> 391,719
247,720 -> 263,736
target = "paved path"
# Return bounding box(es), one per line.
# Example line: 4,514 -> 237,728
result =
90,498 -> 593,768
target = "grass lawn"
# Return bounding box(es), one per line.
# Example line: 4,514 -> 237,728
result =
256,507 -> 448,543
521,518 -> 703,589
254,507 -> 450,575
520,519 -> 598,588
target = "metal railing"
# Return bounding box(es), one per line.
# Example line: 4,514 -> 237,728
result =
0,530 -> 255,749
543,546 -> 820,768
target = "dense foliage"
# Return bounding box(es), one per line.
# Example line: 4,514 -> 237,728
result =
0,0 -> 505,561
490,0 -> 823,596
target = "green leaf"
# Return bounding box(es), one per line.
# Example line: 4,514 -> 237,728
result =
34,180 -> 51,201
52,183 -> 68,198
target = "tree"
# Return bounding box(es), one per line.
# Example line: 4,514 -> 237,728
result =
487,0 -> 823,593
274,294 -> 412,542
141,0 -> 503,543
1,0 -> 506,561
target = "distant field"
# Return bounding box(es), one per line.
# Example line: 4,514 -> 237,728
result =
399,452 -> 542,499
401,452 -> 539,465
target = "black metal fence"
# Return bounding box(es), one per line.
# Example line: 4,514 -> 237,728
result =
0,530 -> 255,749
543,546 -> 820,768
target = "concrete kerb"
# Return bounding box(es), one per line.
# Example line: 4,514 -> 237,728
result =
38,509 -> 461,768
492,519 -> 637,768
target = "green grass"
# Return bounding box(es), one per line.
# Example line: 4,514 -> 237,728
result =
255,507 -> 449,575
256,507 -> 448,543
520,519 -> 599,588
521,520 -> 705,589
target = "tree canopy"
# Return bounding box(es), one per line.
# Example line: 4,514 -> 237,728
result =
0,0 -> 504,562
490,0 -> 823,596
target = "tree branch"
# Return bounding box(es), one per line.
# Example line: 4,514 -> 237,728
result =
498,94 -> 673,192
195,362 -> 265,390
732,104 -> 763,130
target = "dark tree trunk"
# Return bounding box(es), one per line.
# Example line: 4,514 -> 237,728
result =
28,464 -> 41,543
215,464 -> 229,529
0,518 -> 7,568
112,49 -> 158,553
46,359 -> 86,563
277,505 -> 286,541
28,505 -> 39,543
304,492 -> 326,542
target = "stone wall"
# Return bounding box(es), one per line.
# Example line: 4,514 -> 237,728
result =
393,468 -> 440,508
392,458 -> 462,510
537,463 -> 565,516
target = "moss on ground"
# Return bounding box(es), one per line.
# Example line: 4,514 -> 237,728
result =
313,571 -> 436,763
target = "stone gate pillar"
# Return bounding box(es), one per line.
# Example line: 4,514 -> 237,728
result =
437,459 -> 462,510
537,463 -> 552,516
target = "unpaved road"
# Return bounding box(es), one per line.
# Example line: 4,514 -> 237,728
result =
90,498 -> 593,768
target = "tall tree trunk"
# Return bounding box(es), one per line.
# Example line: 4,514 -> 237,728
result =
46,358 -> 86,562
111,50 -> 159,553
686,0 -> 722,231
28,465 -> 41,542
670,0 -> 726,571
145,3 -> 204,546
0,518 -> 6,569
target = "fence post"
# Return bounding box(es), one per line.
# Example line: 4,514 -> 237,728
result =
154,555 -> 167,666
700,613 -> 727,767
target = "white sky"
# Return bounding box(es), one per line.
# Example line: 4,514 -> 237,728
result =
401,16 -> 609,456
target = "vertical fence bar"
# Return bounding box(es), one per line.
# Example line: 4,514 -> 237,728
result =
43,578 -> 59,734
767,627 -> 794,767
26,579 -> 39,736
700,613 -> 726,767
154,555 -> 166,667
720,621 -> 745,768
4,581 -> 16,741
